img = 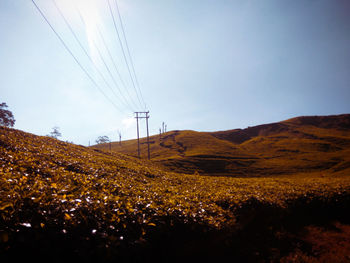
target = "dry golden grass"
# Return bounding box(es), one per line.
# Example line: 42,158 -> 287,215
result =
97,114 -> 350,177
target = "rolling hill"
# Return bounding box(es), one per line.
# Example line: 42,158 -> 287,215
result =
1,115 -> 350,262
94,114 -> 350,177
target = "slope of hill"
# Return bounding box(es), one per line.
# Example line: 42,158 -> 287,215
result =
1,123 -> 350,262
96,114 -> 350,177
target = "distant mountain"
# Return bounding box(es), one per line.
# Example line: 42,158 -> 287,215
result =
94,114 -> 350,177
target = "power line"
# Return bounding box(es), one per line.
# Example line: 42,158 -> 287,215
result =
92,39 -> 135,112
31,0 -> 126,115
107,0 -> 144,109
74,7 -> 138,112
114,0 -> 146,110
95,25 -> 140,110
52,0 -> 134,112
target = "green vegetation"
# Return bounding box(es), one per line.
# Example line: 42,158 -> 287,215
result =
95,135 -> 111,144
0,102 -> 15,128
1,115 -> 350,262
47,126 -> 62,139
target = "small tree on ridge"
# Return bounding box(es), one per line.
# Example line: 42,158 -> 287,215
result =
0,102 -> 15,128
48,126 -> 62,139
96,136 -> 110,144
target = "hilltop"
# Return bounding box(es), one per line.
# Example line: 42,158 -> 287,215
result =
1,117 -> 350,262
95,114 -> 350,177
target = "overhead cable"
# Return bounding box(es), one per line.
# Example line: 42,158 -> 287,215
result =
106,0 -> 144,109
95,25 -> 140,110
52,0 -> 134,112
114,0 -> 146,110
31,0 -> 126,115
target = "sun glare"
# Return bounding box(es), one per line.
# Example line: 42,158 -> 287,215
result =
76,0 -> 102,63
57,0 -> 102,62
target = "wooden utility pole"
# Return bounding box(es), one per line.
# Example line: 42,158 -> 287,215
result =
145,112 -> 150,160
134,111 -> 150,159
118,131 -> 122,146
135,112 -> 140,158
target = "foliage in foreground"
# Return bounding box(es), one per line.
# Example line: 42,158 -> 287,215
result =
1,126 -> 350,262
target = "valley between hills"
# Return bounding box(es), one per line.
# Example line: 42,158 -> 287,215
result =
1,114 -> 350,262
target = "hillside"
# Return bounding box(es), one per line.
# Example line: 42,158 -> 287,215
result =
1,124 -> 350,262
95,114 -> 350,177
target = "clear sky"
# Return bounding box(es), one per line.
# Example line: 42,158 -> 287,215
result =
1,0 -> 350,145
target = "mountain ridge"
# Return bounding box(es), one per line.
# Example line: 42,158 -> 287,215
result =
212,113 -> 350,144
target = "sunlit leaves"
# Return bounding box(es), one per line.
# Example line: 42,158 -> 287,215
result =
1,125 -> 350,255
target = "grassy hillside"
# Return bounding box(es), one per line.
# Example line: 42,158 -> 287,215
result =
95,114 -> 350,177
1,125 -> 350,262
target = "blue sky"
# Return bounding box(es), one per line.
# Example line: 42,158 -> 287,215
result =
1,0 -> 350,145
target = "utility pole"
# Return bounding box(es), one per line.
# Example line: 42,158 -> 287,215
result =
135,112 -> 140,158
134,111 -> 151,159
118,130 -> 122,146
145,112 -> 150,160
